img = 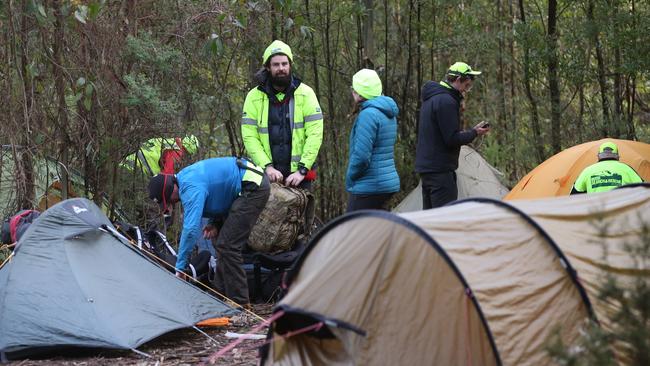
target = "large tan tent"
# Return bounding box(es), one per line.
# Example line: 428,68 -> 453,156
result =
263,184 -> 650,365
505,138 -> 650,200
393,145 -> 509,212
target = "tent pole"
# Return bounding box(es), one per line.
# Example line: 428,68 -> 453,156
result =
130,348 -> 151,358
0,252 -> 14,270
193,326 -> 220,346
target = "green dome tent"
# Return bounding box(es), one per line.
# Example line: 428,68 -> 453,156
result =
263,184 -> 650,365
0,198 -> 238,360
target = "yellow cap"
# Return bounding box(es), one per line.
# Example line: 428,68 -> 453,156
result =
598,141 -> 619,160
447,62 -> 482,76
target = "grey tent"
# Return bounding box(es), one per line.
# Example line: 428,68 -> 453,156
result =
263,185 -> 650,365
0,198 -> 238,359
393,145 -> 509,212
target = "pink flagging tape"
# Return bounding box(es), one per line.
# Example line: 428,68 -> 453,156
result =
202,310 -> 285,365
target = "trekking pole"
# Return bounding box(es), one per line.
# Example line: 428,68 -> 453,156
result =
0,252 -> 14,269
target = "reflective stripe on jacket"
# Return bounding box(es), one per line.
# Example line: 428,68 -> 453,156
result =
241,83 -> 323,172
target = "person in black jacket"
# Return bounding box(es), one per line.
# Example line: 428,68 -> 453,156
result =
415,62 -> 491,209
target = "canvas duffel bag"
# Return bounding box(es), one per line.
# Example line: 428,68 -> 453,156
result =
248,183 -> 314,254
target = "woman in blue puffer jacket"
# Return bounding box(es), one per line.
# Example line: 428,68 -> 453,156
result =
345,69 -> 400,212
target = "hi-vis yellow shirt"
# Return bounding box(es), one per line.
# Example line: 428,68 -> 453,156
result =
573,160 -> 643,193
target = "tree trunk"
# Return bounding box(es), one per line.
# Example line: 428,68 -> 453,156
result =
384,0 -> 390,91
400,0 -> 414,139
611,3 -> 622,137
626,75 -> 637,139
508,0 -> 518,180
305,0 -> 320,96
416,0 -> 422,123
547,0 -> 561,154
587,0 -> 610,137
52,0 -> 70,200
361,0 -> 375,68
625,0 -> 637,140
323,0 -> 339,218
430,1 -> 436,80
518,0 -> 544,162
13,0 -> 36,209
496,0 -> 507,148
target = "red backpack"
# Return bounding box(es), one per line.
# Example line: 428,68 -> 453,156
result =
1,210 -> 40,244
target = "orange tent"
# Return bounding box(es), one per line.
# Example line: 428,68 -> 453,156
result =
505,138 -> 650,200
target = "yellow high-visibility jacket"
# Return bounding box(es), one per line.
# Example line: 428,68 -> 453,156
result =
241,83 -> 323,171
122,136 -> 199,176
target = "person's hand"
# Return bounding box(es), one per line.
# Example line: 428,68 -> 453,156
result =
203,224 -> 218,239
175,271 -> 188,281
474,121 -> 491,136
265,165 -> 284,183
285,171 -> 305,187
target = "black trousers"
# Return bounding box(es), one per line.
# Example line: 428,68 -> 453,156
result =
346,193 -> 394,212
420,171 -> 457,210
212,176 -> 270,305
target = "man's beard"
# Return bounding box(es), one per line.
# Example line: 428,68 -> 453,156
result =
271,72 -> 292,89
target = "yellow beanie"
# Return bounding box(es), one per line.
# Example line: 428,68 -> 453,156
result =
352,69 -> 382,100
263,40 -> 293,64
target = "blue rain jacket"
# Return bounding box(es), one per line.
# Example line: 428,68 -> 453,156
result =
175,157 -> 244,270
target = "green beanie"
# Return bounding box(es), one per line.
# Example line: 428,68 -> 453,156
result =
352,69 -> 382,100
263,40 -> 293,65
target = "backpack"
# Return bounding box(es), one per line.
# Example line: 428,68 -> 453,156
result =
244,239 -> 307,303
1,210 -> 41,244
248,183 -> 315,253
114,221 -> 213,281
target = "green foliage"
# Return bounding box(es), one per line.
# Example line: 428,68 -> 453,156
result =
203,34 -> 224,57
124,34 -> 182,74
547,224 -> 650,365
547,320 -> 616,366
122,73 -> 181,123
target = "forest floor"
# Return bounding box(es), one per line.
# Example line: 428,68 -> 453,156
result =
7,304 -> 274,366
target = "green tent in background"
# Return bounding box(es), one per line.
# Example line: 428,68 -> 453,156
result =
0,146 -> 128,221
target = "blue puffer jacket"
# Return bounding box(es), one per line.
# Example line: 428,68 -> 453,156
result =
346,96 -> 400,195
